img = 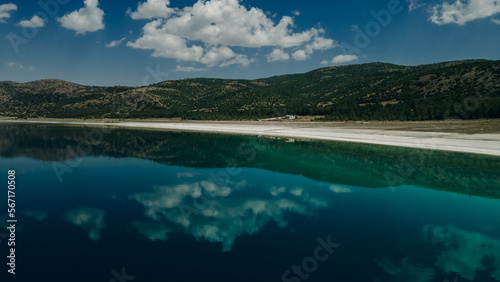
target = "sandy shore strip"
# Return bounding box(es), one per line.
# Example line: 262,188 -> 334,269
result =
2,119 -> 500,157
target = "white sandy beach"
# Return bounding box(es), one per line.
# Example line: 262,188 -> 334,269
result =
2,120 -> 500,157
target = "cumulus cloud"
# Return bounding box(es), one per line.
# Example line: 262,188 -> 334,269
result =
163,0 -> 317,48
407,0 -> 422,11
200,46 -> 251,67
128,20 -> 204,61
220,55 -> 255,67
429,0 -> 500,25
58,0 -> 105,34
105,37 -> 126,47
65,207 -> 106,240
308,36 -> 337,51
128,0 -> 175,20
267,48 -> 290,62
128,0 -> 335,67
292,49 -> 308,61
131,180 -> 329,252
0,3 -> 16,23
18,15 -> 45,28
331,54 -> 359,64
292,36 -> 337,61
493,18 -> 500,24
424,224 -> 500,281
291,10 -> 301,16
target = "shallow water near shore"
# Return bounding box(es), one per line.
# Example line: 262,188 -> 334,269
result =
1,123 -> 500,281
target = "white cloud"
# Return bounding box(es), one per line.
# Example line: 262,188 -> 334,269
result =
18,15 -> 45,28
65,207 -> 106,241
292,49 -> 308,61
163,0 -> 317,48
105,37 -> 126,47
128,0 -> 335,67
128,0 -> 175,20
320,60 -> 329,65
129,23 -> 255,67
331,54 -> 359,64
292,36 -> 337,61
127,20 -> 204,62
58,0 -> 105,34
219,54 -> 254,67
407,0 -> 422,11
176,65 -> 207,72
7,62 -> 34,70
200,46 -> 243,67
429,0 -> 500,25
493,18 -> 500,24
267,48 -> 290,62
291,10 -> 301,16
0,3 -> 16,23
308,36 -> 337,51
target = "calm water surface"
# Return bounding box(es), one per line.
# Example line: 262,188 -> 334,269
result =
0,123 -> 499,282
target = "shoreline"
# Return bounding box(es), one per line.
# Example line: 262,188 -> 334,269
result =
2,119 -> 500,157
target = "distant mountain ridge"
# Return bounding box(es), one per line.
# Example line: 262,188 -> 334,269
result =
1,59 -> 499,120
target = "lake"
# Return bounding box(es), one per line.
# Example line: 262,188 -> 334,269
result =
0,123 -> 499,282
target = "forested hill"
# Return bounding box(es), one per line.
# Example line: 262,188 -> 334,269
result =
1,59 -> 499,121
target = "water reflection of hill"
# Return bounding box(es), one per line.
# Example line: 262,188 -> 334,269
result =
1,123 -> 499,198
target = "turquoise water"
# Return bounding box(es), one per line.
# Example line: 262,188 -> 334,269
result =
0,123 -> 499,281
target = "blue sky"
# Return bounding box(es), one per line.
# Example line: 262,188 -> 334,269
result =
1,0 -> 499,86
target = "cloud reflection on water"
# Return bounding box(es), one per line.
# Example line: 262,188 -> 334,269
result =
131,179 -> 332,251
378,225 -> 500,281
376,257 -> 435,282
64,207 -> 106,241
424,224 -> 500,281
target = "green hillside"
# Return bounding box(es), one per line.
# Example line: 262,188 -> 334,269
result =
1,60 -> 499,120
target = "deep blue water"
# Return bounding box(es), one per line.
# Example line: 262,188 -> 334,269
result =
0,124 -> 499,282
